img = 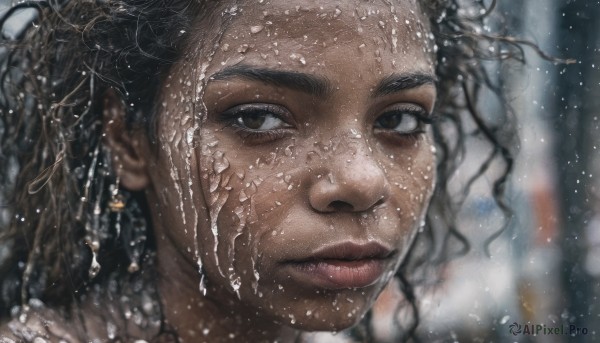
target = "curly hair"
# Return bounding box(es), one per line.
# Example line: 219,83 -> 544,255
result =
0,0 -> 553,341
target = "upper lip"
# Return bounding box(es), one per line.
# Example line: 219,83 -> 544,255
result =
289,241 -> 395,263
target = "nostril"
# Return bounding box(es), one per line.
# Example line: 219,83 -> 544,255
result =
328,200 -> 354,212
373,197 -> 385,208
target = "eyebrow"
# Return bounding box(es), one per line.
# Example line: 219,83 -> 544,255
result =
373,73 -> 437,97
210,64 -> 436,98
210,64 -> 332,98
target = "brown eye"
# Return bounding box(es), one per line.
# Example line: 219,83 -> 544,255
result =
239,112 -> 268,129
375,111 -> 421,134
220,103 -> 292,132
377,113 -> 403,129
236,111 -> 286,130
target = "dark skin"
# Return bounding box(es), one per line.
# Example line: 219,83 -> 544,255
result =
114,0 -> 436,342
1,0 -> 437,341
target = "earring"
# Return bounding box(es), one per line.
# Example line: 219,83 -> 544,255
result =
84,144 -> 105,279
109,163 -> 125,241
108,192 -> 126,212
119,191 -> 147,273
106,161 -> 147,273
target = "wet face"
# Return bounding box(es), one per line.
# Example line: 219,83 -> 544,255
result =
146,0 -> 436,332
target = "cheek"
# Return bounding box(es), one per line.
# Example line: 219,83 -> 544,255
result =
152,110 -> 208,249
387,147 -> 435,216
196,134 -> 302,288
192,130 -> 435,328
377,137 -> 436,246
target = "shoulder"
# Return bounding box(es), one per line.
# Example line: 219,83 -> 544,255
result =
0,295 -> 164,342
0,306 -> 80,343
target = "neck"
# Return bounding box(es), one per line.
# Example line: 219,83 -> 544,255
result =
155,233 -> 295,343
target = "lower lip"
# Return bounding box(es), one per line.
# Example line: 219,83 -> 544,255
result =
286,259 -> 387,290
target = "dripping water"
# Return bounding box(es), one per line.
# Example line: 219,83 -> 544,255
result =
190,5 -> 238,293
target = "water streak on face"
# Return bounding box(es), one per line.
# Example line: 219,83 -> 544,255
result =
146,0 -> 436,334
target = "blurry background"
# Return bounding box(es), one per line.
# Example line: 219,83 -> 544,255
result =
1,0 -> 599,342
407,1 -> 600,342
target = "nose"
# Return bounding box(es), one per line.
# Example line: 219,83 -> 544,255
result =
308,152 -> 390,213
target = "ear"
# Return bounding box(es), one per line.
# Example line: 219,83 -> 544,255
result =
102,88 -> 151,191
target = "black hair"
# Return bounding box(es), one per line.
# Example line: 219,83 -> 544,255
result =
0,0 -> 559,341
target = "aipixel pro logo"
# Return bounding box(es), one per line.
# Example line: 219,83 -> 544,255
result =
509,322 -> 522,335
508,322 -> 588,336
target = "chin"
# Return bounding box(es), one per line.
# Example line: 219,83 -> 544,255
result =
289,313 -> 366,332
272,297 -> 373,332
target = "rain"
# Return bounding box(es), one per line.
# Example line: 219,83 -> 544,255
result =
0,0 -> 598,342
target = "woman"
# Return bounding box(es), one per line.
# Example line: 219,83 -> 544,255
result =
0,0 -> 531,341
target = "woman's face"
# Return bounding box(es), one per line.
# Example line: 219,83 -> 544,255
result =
146,0 -> 436,331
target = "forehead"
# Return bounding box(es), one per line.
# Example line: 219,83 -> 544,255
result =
232,0 -> 427,38
180,0 -> 434,84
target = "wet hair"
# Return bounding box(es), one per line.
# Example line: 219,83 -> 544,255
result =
0,0 -> 547,341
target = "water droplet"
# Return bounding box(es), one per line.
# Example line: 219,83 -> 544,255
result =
89,251 -> 101,278
230,277 -> 242,299
289,53 -> 306,65
213,151 -> 230,174
284,145 -> 294,156
107,321 -> 117,339
327,172 -> 335,184
250,25 -> 264,34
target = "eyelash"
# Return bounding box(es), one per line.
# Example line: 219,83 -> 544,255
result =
374,107 -> 434,142
219,104 -> 293,143
218,104 -> 435,143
